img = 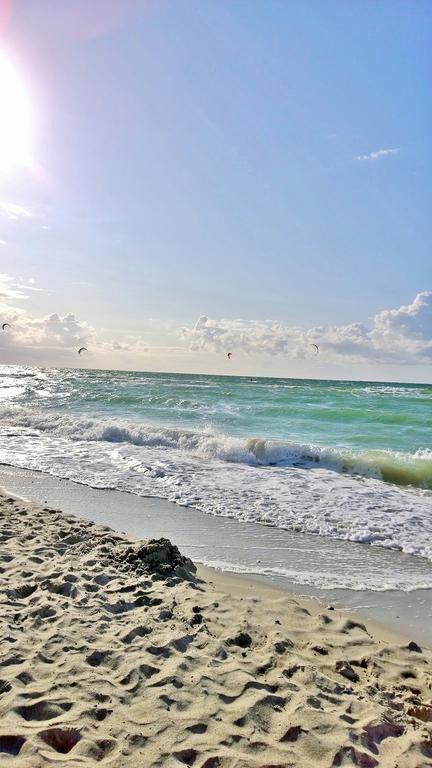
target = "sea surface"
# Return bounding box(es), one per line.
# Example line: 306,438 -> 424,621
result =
1,366 -> 431,590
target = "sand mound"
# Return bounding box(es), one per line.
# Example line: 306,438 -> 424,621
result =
115,538 -> 197,580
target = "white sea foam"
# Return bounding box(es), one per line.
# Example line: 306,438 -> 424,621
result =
0,405 -> 431,485
360,385 -> 431,398
0,405 -> 431,569
195,559 -> 432,592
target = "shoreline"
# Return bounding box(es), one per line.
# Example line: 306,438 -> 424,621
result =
1,489 -> 431,766
1,464 -> 431,646
0,482 -> 408,648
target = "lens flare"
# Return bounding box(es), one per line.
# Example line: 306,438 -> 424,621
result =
0,51 -> 33,175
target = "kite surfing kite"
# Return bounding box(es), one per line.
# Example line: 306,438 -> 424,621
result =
77,347 -> 87,355
310,344 -> 319,354
2,323 -> 11,331
227,352 -> 233,360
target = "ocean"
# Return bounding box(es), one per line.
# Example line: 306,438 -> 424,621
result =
1,365 -> 431,589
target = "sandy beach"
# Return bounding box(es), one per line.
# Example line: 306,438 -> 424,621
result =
1,492 -> 431,767
1,0 -> 431,764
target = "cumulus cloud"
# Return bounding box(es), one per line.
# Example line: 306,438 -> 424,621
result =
0,274 -> 95,361
355,148 -> 399,161
0,273 -> 171,364
2,273 -> 431,369
183,316 -> 303,356
180,293 -> 432,364
11,312 -> 95,350
371,292 -> 432,359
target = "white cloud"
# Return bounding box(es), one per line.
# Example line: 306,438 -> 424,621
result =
355,148 -> 399,161
0,274 -> 29,301
0,274 -> 48,300
371,292 -> 432,359
1,274 -> 431,370
180,293 -> 432,365
0,201 -> 32,219
0,273 -> 171,364
20,284 -> 47,294
12,312 -> 95,349
0,274 -> 94,357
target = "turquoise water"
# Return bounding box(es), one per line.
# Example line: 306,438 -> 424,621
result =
2,367 -> 431,486
0,365 -> 431,567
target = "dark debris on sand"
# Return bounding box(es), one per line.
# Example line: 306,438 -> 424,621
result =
114,538 -> 197,581
54,520 -> 198,583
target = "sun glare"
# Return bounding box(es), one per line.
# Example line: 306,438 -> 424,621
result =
0,51 -> 33,175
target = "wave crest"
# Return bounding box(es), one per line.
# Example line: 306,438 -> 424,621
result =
1,405 -> 431,490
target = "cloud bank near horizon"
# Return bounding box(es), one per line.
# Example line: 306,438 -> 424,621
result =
1,274 -> 431,368
181,292 -> 432,365
0,274 -> 181,364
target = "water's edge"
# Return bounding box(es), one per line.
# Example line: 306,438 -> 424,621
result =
1,367 -> 431,566
1,465 -> 431,646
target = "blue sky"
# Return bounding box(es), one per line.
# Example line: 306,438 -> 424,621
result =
0,0 -> 431,380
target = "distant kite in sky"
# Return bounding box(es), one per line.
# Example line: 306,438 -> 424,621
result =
78,347 -> 87,355
227,352 -> 233,359
310,344 -> 319,354
2,323 -> 11,331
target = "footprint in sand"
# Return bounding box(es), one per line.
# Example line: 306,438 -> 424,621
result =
6,584 -> 37,600
30,605 -> 57,621
103,600 -> 136,614
44,579 -> 78,598
120,664 -> 160,691
0,654 -> 24,668
39,727 -> 81,754
173,748 -> 198,765
360,720 -> 405,754
332,746 -> 378,767
86,650 -> 111,667
147,644 -> 172,659
15,671 -> 33,685
83,707 -> 112,722
0,679 -> 12,695
15,700 -> 73,721
84,738 -> 118,761
186,723 -> 208,734
0,735 -> 26,756
122,625 -> 152,644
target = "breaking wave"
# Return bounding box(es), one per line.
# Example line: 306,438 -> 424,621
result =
1,405 -> 431,490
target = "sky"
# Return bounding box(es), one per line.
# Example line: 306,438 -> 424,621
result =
0,0 -> 431,381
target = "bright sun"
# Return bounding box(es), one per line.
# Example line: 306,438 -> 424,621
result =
0,51 -> 33,175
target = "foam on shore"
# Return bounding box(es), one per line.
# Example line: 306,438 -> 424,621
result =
1,405 -> 432,565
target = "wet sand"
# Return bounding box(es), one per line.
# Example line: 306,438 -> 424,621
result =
1,465 -> 431,646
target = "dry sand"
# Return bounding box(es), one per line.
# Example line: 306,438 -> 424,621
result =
0,492 -> 431,767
